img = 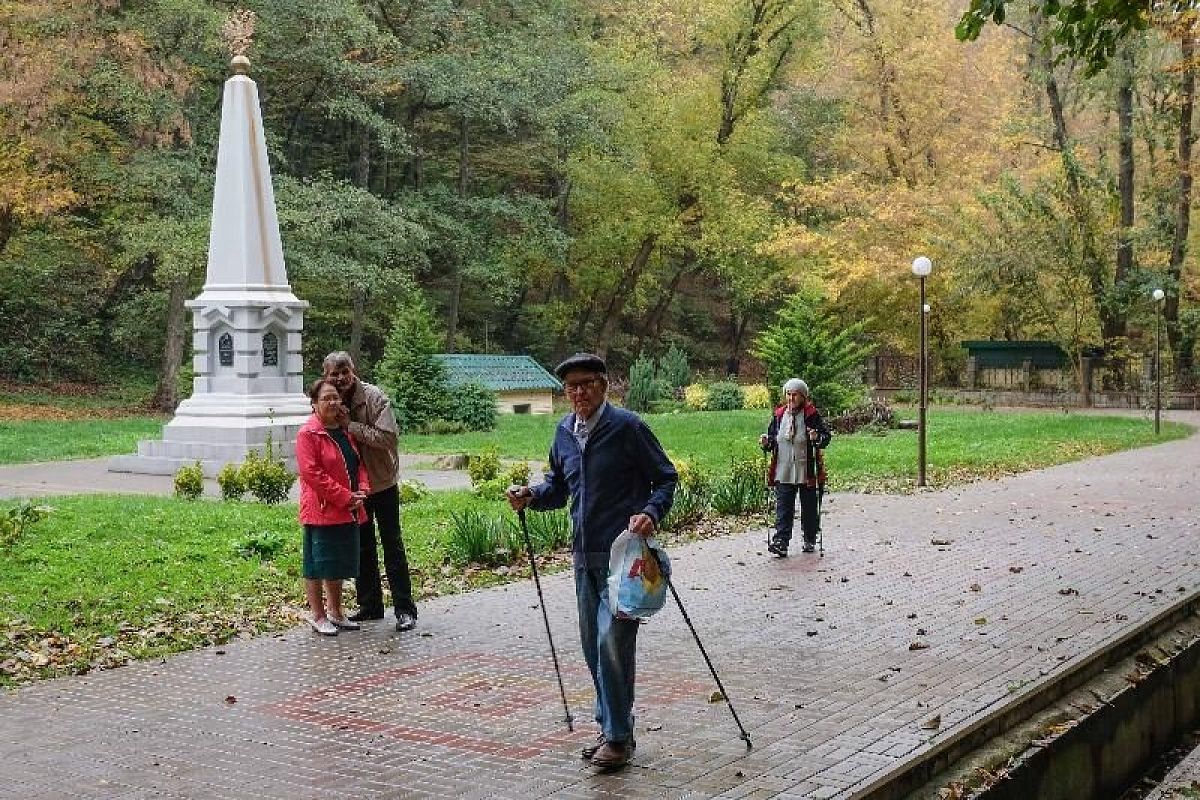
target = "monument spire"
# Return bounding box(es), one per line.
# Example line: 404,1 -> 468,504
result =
112,34 -> 310,477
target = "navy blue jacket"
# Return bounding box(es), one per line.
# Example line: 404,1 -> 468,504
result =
530,404 -> 678,568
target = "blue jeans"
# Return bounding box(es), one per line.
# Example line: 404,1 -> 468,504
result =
575,565 -> 639,745
774,483 -> 820,547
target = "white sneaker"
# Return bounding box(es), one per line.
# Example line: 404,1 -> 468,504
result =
308,616 -> 338,636
327,614 -> 360,631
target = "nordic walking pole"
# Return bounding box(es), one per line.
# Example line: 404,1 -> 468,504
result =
816,484 -> 825,558
656,552 -> 752,748
517,507 -> 574,732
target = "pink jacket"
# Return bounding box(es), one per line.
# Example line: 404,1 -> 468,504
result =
296,414 -> 371,526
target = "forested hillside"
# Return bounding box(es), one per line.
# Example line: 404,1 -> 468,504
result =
1,0 -> 1197,406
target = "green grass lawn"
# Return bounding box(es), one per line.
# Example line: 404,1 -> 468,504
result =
0,490 -> 507,686
0,417 -> 165,464
405,408 -> 1191,490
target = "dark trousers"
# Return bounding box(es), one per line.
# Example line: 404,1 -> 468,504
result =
356,484 -> 417,618
773,483 -> 820,547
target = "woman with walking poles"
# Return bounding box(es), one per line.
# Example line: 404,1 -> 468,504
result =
760,378 -> 831,557
506,352 -> 678,770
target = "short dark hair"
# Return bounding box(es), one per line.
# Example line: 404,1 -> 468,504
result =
308,377 -> 337,402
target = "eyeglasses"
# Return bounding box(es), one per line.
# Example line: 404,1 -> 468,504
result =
563,377 -> 601,394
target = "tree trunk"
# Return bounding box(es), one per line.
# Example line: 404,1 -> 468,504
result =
593,234 -> 657,361
1041,45 -> 1114,346
151,275 -> 189,412
1112,48 -> 1135,343
349,124 -> 370,364
1167,28 -> 1197,380
445,115 -> 469,352
636,259 -> 690,352
350,286 -> 366,365
0,206 -> 14,257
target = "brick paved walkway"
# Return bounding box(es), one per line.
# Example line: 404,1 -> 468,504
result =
2,414 -> 1198,799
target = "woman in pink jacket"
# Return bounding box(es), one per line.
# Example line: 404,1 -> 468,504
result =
296,378 -> 371,635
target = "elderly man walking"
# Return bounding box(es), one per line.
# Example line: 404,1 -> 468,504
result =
507,352 -> 677,770
322,351 -> 418,632
760,378 -> 831,556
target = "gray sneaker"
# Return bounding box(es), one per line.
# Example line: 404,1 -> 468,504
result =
395,612 -> 416,632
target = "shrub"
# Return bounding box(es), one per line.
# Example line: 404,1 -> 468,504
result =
0,501 -> 53,553
743,384 -> 772,410
468,446 -> 501,486
429,419 -> 468,435
683,384 -> 709,411
472,476 -> 508,500
658,345 -> 690,394
376,296 -> 451,432
448,382 -> 498,432
626,355 -> 661,413
446,510 -> 507,565
504,461 -> 530,488
706,381 -> 744,411
399,479 -> 430,504
241,449 -> 295,505
216,463 -> 245,501
173,462 -> 204,500
233,530 -> 287,560
672,455 -> 712,494
829,399 -> 896,434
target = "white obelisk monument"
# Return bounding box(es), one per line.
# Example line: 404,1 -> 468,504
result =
111,55 -> 309,476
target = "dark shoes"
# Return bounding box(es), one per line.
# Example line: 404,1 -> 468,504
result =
580,733 -> 606,760
348,609 -> 384,622
589,740 -> 634,769
802,541 -> 816,553
767,537 -> 788,558
395,611 -> 416,632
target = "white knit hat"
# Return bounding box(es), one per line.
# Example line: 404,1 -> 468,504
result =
782,378 -> 809,395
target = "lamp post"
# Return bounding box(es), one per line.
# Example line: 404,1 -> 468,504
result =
912,256 -> 933,487
1153,288 -> 1165,434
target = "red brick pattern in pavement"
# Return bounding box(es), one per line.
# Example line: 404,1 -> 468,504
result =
1,416 -> 1198,799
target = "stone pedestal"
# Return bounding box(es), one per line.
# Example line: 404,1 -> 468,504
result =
111,57 -> 309,477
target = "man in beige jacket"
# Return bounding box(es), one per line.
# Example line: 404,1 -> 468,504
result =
323,351 -> 418,631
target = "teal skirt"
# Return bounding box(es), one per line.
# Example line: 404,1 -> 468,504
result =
302,523 -> 360,579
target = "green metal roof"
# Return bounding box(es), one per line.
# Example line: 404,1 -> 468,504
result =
434,354 -> 562,392
960,340 -> 1068,369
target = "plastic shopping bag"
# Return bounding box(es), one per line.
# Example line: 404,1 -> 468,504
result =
607,529 -> 671,620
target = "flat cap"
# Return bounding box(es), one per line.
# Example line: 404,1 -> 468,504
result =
554,352 -> 607,378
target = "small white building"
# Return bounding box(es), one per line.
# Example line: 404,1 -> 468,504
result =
435,354 -> 561,414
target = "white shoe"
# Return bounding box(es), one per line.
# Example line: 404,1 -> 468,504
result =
308,616 -> 338,636
327,614 -> 360,631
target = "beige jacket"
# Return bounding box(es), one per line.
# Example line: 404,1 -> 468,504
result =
346,380 -> 400,494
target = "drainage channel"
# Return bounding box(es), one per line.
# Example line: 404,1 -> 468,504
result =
851,591 -> 1200,800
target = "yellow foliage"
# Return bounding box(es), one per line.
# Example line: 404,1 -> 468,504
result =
742,384 -> 772,409
683,384 -> 709,411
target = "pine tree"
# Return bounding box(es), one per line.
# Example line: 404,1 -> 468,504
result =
376,296 -> 451,432
753,293 -> 876,415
